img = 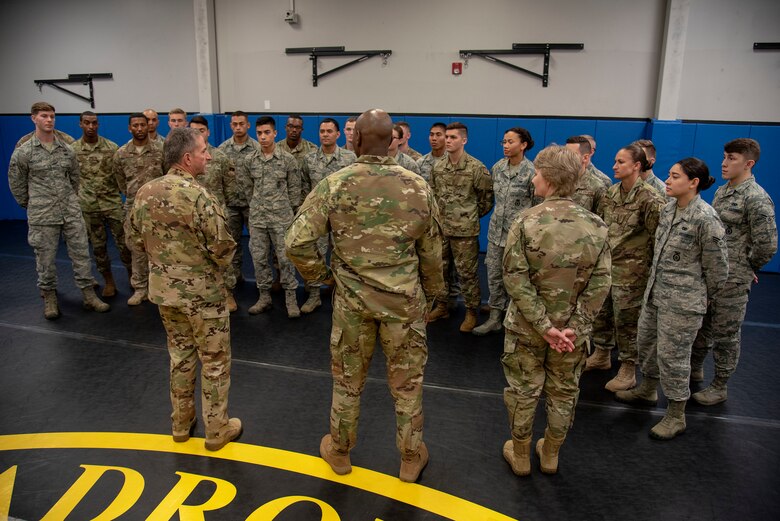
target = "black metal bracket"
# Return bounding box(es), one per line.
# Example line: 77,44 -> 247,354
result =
34,73 -> 113,108
754,42 -> 780,50
459,43 -> 583,87
286,47 -> 392,87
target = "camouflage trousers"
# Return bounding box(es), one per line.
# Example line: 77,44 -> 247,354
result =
158,301 -> 232,437
226,205 -> 250,289
637,302 -> 703,401
501,330 -> 586,442
592,284 -> 645,362
437,235 -> 481,309
249,225 -> 298,291
123,217 -> 148,291
328,290 -> 428,458
484,241 -> 508,310
28,219 -> 96,291
83,208 -> 131,274
691,281 -> 750,379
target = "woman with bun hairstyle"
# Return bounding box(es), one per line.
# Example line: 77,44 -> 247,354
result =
587,145 -> 666,393
616,158 -> 728,440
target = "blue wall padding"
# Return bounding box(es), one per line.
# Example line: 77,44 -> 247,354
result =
3,114 -> 778,273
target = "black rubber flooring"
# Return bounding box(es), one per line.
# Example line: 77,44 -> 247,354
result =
0,219 -> 778,520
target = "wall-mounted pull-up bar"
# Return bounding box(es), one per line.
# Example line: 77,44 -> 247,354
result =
459,43 -> 584,87
34,73 -> 113,108
286,47 -> 392,87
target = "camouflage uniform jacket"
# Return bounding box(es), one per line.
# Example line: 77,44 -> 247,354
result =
300,145 -> 358,196
416,152 -> 446,183
128,167 -> 236,308
392,151 -> 421,175
502,196 -> 611,343
218,136 -> 260,208
285,155 -> 444,322
246,146 -> 301,228
277,137 -> 317,166
199,144 -> 236,210
712,176 -> 777,283
404,146 -> 423,161
588,163 -> 613,189
573,168 -> 608,213
643,170 -> 668,196
488,157 -> 536,247
8,134 -> 82,225
16,129 -> 75,148
645,195 -> 729,314
112,140 -> 164,205
598,178 -> 666,287
429,152 -> 494,237
71,136 -> 122,213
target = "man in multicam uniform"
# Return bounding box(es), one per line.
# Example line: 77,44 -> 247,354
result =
277,114 -> 317,167
167,108 -> 187,130
397,121 -> 423,160
389,124 -> 421,174
219,111 -> 261,290
112,112 -> 164,306
691,139 -> 777,405
245,116 -> 302,318
297,118 -> 358,314
285,109 -> 443,483
143,109 -> 165,146
189,116 -> 239,311
473,127 -> 536,336
582,134 -> 614,189
129,128 -> 241,452
416,121 -> 447,183
427,122 -> 493,332
565,136 -> 607,213
71,111 -> 131,297
633,139 -> 668,197
343,116 -> 357,152
8,102 -> 109,319
501,145 -> 611,477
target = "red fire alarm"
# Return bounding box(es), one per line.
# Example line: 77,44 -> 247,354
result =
452,62 -> 463,75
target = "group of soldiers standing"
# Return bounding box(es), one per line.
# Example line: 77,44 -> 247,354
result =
6,102 -> 777,480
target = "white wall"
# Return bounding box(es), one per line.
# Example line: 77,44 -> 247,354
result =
0,0 -> 199,113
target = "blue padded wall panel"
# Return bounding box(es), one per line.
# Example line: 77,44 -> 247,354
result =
544,119 -> 597,149
691,123 -> 750,203
649,120 -> 685,181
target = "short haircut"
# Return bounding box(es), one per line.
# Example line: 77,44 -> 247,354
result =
31,102 -> 55,115
231,111 -> 248,120
392,124 -> 404,139
581,134 -> 596,148
320,117 -> 340,131
533,145 -> 580,197
446,121 -> 468,138
565,135 -> 592,155
129,112 -> 148,124
397,121 -> 411,130
620,143 -> 651,172
505,127 -> 535,151
633,139 -> 656,160
169,108 -> 186,116
346,116 -> 358,124
288,114 -> 303,122
164,128 -> 201,168
677,157 -> 715,193
79,111 -> 97,121
724,138 -> 760,162
256,116 -> 276,129
430,122 -> 447,132
189,115 -> 209,128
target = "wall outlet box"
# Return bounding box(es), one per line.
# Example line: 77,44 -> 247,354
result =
284,11 -> 298,23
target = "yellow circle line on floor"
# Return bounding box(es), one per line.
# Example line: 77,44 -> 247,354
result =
0,432 -> 517,521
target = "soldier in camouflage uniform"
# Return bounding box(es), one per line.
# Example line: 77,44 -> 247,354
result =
586,145 -> 666,393
617,158 -> 728,440
427,122 -> 494,332
389,125 -> 421,174
582,135 -> 613,189
416,122 -> 447,183
565,136 -> 607,213
691,139 -> 777,405
113,113 -> 164,306
501,145 -> 611,477
398,121 -> 423,160
343,116 -> 357,152
8,102 -> 109,319
633,140 -> 669,197
71,111 -> 132,297
277,114 -> 317,167
245,116 -> 302,318
473,127 -> 536,336
298,118 -> 358,314
285,109 -> 443,483
128,128 -> 241,452
143,109 -> 166,146
219,111 -> 261,291
16,128 -> 74,148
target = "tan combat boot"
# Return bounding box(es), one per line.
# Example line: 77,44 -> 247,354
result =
205,417 -> 242,451
82,286 -> 110,312
127,289 -> 148,306
285,290 -> 300,318
300,290 -> 321,314
585,348 -> 612,372
536,431 -> 564,474
649,400 -> 686,440
615,376 -> 659,406
248,291 -> 272,314
399,441 -> 429,483
226,292 -> 238,313
426,301 -> 449,323
459,308 -> 478,333
41,290 -> 60,320
605,361 -> 637,392
692,377 -> 728,405
472,309 -> 503,336
101,271 -> 117,297
172,416 -> 197,443
503,437 -> 531,476
319,434 -> 352,475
